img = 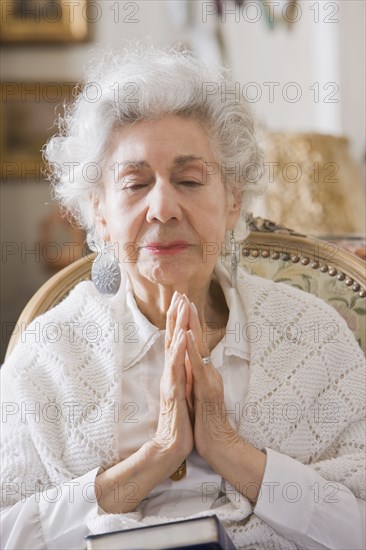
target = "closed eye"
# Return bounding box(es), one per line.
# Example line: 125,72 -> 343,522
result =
123,183 -> 149,191
123,181 -> 202,191
179,181 -> 202,187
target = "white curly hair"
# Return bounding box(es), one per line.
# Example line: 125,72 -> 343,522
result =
42,43 -> 267,250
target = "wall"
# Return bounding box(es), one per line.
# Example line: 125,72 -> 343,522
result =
1,0 -> 365,361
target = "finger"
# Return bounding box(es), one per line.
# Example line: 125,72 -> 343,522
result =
184,351 -> 194,425
186,330 -> 226,412
184,351 -> 193,400
186,329 -> 209,381
169,290 -> 181,314
189,303 -> 209,357
165,291 -> 181,350
170,298 -> 190,350
163,328 -> 187,393
171,330 -> 191,401
169,328 -> 186,368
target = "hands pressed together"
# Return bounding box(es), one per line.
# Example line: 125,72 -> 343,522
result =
152,291 -> 241,473
96,292 -> 266,514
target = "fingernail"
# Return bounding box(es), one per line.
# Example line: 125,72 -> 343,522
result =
191,302 -> 198,315
171,291 -> 180,306
188,329 -> 195,342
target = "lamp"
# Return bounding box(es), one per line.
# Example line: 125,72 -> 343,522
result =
262,132 -> 365,237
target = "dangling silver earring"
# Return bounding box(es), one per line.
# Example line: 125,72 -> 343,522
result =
230,230 -> 239,287
91,241 -> 121,295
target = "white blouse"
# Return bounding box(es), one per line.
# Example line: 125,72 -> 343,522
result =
1,269 -> 365,549
118,272 -> 250,519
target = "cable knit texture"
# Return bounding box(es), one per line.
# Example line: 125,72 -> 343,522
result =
1,262 -> 365,549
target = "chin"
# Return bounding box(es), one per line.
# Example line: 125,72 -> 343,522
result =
138,261 -> 194,286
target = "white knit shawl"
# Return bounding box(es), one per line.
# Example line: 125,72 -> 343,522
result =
1,263 -> 365,549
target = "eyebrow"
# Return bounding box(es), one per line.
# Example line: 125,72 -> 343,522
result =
116,155 -> 205,177
172,155 -> 205,166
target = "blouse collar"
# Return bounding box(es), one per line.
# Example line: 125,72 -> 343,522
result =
107,260 -> 250,370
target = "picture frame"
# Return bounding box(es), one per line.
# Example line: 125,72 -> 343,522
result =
0,0 -> 89,43
1,81 -> 79,182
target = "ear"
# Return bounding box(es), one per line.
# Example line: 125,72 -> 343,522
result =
225,190 -> 242,231
90,192 -> 110,242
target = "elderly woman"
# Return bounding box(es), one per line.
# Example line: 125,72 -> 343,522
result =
1,46 -> 365,550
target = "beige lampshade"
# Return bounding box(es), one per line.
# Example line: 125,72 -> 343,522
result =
262,132 -> 365,236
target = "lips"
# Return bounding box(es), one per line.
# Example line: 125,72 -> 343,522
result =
145,241 -> 189,248
143,241 -> 190,255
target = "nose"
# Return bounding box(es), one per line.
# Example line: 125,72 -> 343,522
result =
145,179 -> 183,224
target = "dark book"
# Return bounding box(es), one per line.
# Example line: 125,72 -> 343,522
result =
85,514 -> 236,549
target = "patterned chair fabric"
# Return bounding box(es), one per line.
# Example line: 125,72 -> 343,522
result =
239,216 -> 365,352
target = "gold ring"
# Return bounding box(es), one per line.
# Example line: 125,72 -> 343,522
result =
170,459 -> 186,481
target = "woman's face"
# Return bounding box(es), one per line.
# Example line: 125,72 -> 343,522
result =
94,115 -> 240,289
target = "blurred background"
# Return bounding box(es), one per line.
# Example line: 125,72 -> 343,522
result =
1,0 -> 365,362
